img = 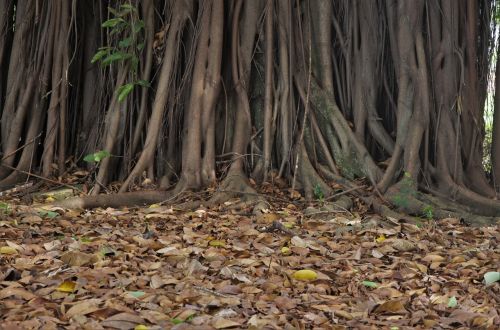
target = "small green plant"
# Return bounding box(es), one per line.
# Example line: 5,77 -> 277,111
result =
83,150 -> 111,163
38,210 -> 58,219
422,204 -> 434,219
313,183 -> 325,202
91,4 -> 150,102
171,314 -> 195,325
0,202 -> 11,215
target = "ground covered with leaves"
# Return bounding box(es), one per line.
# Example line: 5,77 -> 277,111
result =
0,191 -> 499,329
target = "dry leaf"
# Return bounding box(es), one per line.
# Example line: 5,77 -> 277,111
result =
57,281 -> 77,293
212,317 -> 241,329
61,251 -> 98,267
66,299 -> 102,319
373,300 -> 407,314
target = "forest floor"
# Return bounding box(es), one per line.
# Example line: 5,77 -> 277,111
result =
0,185 -> 499,329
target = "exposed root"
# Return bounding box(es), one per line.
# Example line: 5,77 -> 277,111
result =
54,190 -> 170,209
294,145 -> 332,200
384,183 -> 500,226
207,171 -> 268,215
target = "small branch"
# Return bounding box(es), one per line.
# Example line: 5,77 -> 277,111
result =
0,163 -> 83,193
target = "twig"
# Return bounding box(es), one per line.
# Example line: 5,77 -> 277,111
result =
325,185 -> 365,201
193,286 -> 233,298
0,133 -> 42,161
0,163 -> 83,193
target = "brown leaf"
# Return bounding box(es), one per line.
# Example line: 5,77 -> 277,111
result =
65,299 -> 102,319
274,296 -> 297,309
212,317 -> 241,329
392,239 -> 416,252
373,300 -> 407,314
0,287 -> 36,300
60,251 -> 99,267
101,312 -> 144,330
422,254 -> 445,263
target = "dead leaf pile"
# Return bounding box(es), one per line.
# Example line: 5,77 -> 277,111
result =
0,203 -> 498,329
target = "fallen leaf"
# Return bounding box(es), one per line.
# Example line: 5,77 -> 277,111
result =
483,271 -> 500,286
362,281 -> 379,288
373,300 -> 407,314
371,249 -> 384,258
0,246 -> 17,255
291,236 -> 307,248
101,312 -> 145,330
292,269 -> 318,281
61,251 -> 98,267
212,317 -> 241,329
209,240 -> 226,247
281,246 -> 291,255
66,299 -> 102,319
447,296 -> 458,308
57,281 -> 77,293
422,254 -> 445,263
392,239 -> 416,252
0,287 -> 36,300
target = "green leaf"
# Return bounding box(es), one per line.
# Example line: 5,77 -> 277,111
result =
0,202 -> 10,211
101,51 -> 131,66
130,55 -> 139,72
117,83 -> 134,102
38,210 -> 59,219
120,4 -> 137,14
484,271 -> 500,286
171,318 -> 184,325
94,150 -> 111,162
118,37 -> 133,48
83,154 -> 96,163
84,150 -> 110,163
91,49 -> 110,64
133,20 -> 145,33
361,281 -> 378,288
136,80 -> 150,88
102,18 -> 125,28
447,296 -> 458,308
110,25 -> 127,36
136,42 -> 145,51
127,291 -> 145,298
107,6 -> 119,17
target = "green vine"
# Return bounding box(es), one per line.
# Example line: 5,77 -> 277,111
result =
91,4 -> 150,102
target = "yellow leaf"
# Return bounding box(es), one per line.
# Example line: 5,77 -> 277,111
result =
281,247 -> 291,255
283,222 -> 294,229
209,240 -> 226,247
45,196 -> 56,203
376,234 -> 386,243
0,246 -> 17,255
292,269 -> 318,281
149,204 -> 160,208
135,325 -> 148,330
57,280 -> 77,293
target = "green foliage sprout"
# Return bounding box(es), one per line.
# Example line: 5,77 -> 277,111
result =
92,4 -> 150,102
422,204 -> 434,219
83,150 -> 111,163
313,184 -> 325,202
0,202 -> 11,215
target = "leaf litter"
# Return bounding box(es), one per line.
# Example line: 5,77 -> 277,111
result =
0,195 -> 498,329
